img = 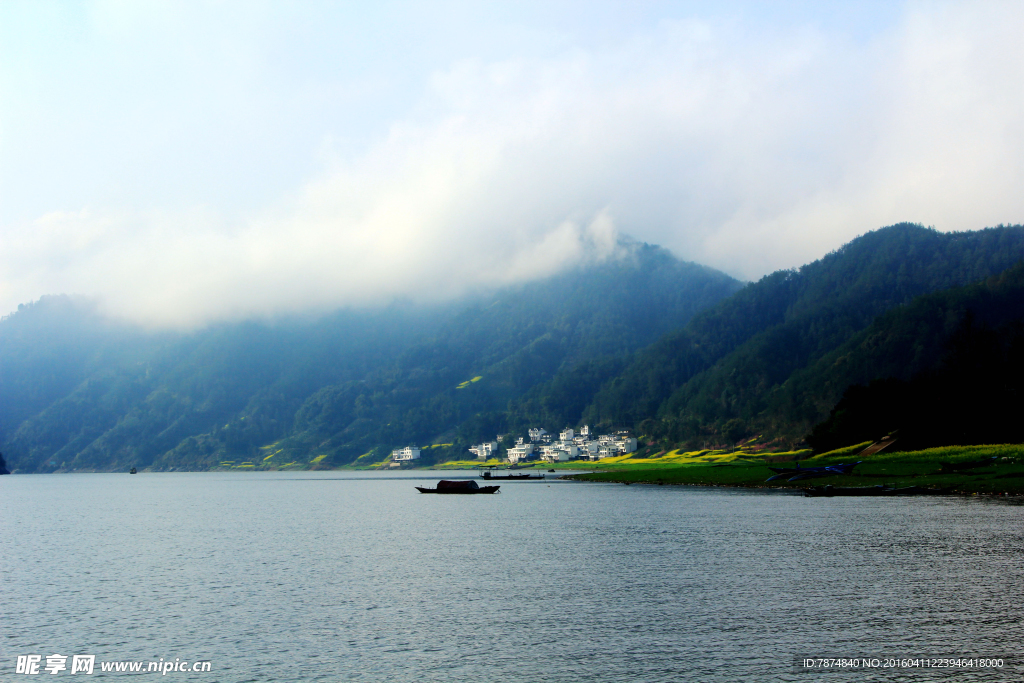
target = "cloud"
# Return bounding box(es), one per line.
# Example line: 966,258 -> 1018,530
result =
3,2 -> 1024,327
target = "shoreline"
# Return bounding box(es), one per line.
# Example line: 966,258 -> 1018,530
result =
563,444 -> 1024,496
9,444 -> 1023,496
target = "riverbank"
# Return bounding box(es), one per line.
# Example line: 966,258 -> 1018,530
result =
567,444 -> 1024,495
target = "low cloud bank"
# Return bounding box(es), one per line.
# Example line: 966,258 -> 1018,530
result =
2,3 -> 1024,327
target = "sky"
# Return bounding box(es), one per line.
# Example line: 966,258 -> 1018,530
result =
2,0 -> 1024,327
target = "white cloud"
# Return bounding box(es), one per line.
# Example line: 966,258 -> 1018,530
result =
3,2 -> 1024,326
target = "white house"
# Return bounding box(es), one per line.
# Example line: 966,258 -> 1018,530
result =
541,449 -> 571,462
592,436 -> 638,459
512,427 -> 636,461
540,442 -> 578,462
507,442 -> 535,464
391,446 -> 421,461
469,441 -> 499,460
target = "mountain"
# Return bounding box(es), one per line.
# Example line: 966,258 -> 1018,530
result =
803,261 -> 1024,452
9,223 -> 1024,473
576,223 -> 1024,447
0,243 -> 741,472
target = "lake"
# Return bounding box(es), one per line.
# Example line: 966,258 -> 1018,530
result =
3,471 -> 1022,681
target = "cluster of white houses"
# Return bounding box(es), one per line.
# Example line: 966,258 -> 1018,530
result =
388,427 -> 637,466
471,426 -> 637,464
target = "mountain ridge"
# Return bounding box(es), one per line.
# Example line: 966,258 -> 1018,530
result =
1,243 -> 741,472
7,223 -> 1024,472
581,223 -> 1024,447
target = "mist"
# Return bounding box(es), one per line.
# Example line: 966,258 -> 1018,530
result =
3,1 -> 1024,327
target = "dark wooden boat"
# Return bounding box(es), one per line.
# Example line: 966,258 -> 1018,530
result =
480,472 -> 544,480
415,480 -> 500,494
804,484 -> 950,497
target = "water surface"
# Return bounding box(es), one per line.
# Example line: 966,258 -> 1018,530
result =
3,472 -> 1022,681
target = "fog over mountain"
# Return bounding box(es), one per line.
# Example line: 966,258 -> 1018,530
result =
3,2 -> 1024,327
8,222 -> 1024,473
0,243 -> 742,472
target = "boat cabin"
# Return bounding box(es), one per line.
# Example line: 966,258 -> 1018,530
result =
437,480 -> 479,490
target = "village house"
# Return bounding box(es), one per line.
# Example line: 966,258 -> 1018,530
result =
510,425 -> 636,463
587,435 -> 637,460
468,441 -> 499,460
506,439 -> 535,464
391,446 -> 421,462
539,441 -> 578,462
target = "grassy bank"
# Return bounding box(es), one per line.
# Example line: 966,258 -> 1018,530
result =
570,444 -> 1024,495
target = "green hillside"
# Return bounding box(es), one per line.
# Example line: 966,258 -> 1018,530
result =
580,223 -> 1024,448
8,223 -> 1024,474
802,261 -> 1024,452
0,243 -> 740,472
571,444 -> 1024,495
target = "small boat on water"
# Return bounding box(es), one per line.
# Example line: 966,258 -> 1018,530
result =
480,471 -> 544,480
804,484 -> 950,497
129,467 -> 137,474
416,480 -> 500,494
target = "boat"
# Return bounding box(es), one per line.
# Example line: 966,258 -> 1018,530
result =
803,484 -> 951,497
480,471 -> 544,480
129,467 -> 137,474
766,461 -> 861,482
415,480 -> 500,494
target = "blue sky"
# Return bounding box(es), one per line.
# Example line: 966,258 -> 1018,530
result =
2,1 -> 1022,326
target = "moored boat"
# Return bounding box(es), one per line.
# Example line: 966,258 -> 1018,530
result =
480,472 -> 544,480
415,480 -> 500,494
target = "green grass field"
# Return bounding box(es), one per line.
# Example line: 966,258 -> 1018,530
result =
297,440 -> 1024,494
571,444 -> 1024,495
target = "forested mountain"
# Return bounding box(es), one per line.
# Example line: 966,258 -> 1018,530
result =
575,223 -> 1024,448
0,243 -> 740,472
803,261 -> 1024,452
7,223 -> 1024,473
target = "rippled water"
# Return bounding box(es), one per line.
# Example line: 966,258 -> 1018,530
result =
3,472 -> 1022,681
